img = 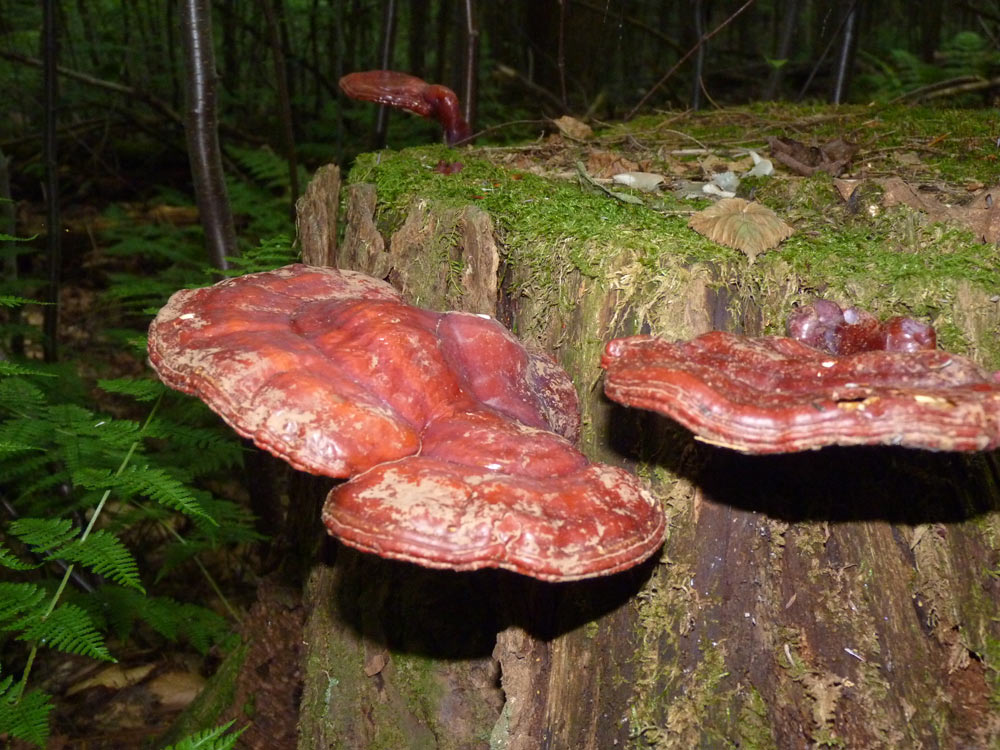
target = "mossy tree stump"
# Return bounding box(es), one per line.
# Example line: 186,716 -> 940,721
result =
294,145 -> 1000,750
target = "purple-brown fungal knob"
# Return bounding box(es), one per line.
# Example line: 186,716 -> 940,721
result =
149,265 -> 664,580
786,299 -> 936,355
601,330 -> 1000,454
339,70 -> 472,145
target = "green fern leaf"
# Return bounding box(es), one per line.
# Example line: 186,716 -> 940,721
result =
0,676 -> 53,748
118,465 -> 216,524
0,294 -> 40,307
0,582 -> 47,624
80,586 -> 231,653
8,518 -> 78,556
15,602 -> 114,661
98,377 -> 166,402
0,361 -> 56,377
0,543 -> 41,571
0,440 -> 39,453
163,720 -> 244,750
0,377 -> 47,416
55,531 -> 145,593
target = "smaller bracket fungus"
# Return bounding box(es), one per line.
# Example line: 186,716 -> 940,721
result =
149,265 -> 664,580
786,299 -> 936,355
339,70 -> 471,145
601,330 -> 1000,454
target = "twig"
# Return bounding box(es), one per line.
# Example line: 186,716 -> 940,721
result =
625,0 -> 755,120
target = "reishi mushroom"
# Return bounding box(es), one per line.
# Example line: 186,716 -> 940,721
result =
339,70 -> 472,146
786,299 -> 936,355
601,329 -> 1000,454
148,264 -> 664,581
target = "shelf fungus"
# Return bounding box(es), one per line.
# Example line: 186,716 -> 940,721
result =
339,70 -> 471,145
786,299 -> 936,355
149,265 -> 664,581
601,330 -> 1000,454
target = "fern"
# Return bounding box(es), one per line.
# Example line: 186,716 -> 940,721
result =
98,377 -> 167,402
8,518 -> 79,556
56,531 -> 144,592
224,233 -> 297,275
0,673 -> 54,747
0,543 -> 40,570
0,360 -> 55,377
77,586 -> 231,654
13,602 -> 113,661
163,720 -> 245,750
0,583 -> 47,624
0,294 -> 39,307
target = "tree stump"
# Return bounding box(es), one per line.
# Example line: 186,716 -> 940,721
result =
295,150 -> 1000,749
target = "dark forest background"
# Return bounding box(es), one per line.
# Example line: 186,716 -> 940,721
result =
1,1 -> 999,747
2,0 -> 999,204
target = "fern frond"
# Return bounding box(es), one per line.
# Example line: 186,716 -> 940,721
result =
0,417 -> 53,451
0,440 -> 39,453
48,403 -> 143,453
0,543 -> 41,571
0,675 -> 53,748
163,720 -> 244,750
74,465 -> 214,524
0,361 -> 56,377
0,582 -> 46,624
0,454 -> 55,490
0,377 -> 47,417
144,418 -> 244,475
8,518 -> 78,556
0,294 -> 40,307
14,602 -> 113,661
55,531 -> 145,592
81,586 -> 231,653
98,377 -> 166,402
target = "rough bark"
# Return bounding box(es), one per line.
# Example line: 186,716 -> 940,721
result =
296,163 -> 340,267
295,167 -> 1000,749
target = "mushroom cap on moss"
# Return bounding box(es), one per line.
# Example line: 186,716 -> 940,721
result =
601,331 -> 1000,454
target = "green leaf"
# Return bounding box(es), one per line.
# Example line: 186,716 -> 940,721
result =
0,582 -> 46,625
0,676 -> 54,747
8,518 -> 78,556
163,720 -> 244,750
15,602 -> 114,661
98,377 -> 166,402
0,543 -> 41,571
0,294 -> 40,307
0,361 -> 56,377
55,531 -> 145,592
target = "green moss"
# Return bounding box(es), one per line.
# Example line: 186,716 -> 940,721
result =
736,686 -> 778,750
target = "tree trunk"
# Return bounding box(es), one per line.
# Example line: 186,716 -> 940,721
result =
294,156 -> 1000,749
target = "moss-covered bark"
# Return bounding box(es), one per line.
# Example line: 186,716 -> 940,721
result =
296,133 -> 1000,749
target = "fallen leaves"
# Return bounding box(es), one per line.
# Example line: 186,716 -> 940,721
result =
688,197 -> 794,260
768,136 -> 858,177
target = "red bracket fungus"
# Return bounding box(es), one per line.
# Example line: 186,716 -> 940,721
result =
601,328 -> 1000,454
786,299 -> 936,355
149,265 -> 664,581
339,70 -> 472,146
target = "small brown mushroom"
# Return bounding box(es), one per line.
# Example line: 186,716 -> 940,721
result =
149,265 -> 664,580
601,331 -> 1000,454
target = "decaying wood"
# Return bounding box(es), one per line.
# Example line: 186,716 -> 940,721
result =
295,163 -> 340,267
294,164 -> 1000,749
337,183 -> 389,277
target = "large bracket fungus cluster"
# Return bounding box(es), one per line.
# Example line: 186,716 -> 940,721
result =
149,265 -> 664,581
602,302 -> 1000,454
